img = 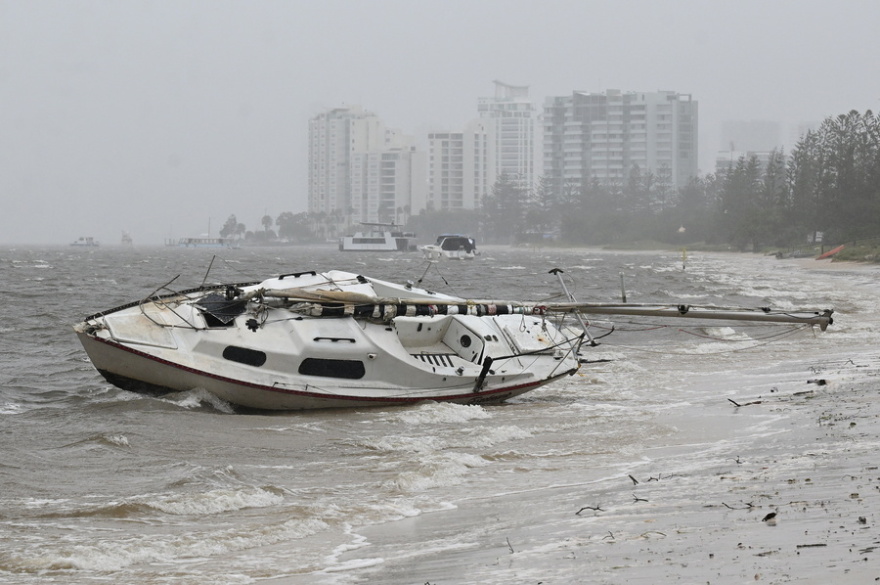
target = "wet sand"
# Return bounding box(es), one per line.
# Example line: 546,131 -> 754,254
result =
301,255 -> 880,584
328,350 -> 880,584
557,358 -> 880,585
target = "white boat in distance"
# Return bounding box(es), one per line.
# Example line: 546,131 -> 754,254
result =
339,223 -> 415,252
70,236 -> 100,247
74,268 -> 833,411
419,234 -> 478,260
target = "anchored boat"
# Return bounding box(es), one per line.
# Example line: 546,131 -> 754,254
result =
73,268 -> 833,411
338,223 -> 415,252
419,234 -> 478,260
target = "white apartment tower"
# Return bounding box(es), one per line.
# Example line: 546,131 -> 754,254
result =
308,105 -> 425,224
426,120 -> 492,211
478,80 -> 538,189
543,90 -> 698,196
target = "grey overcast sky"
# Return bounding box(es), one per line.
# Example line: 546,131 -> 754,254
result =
2,0 -> 879,245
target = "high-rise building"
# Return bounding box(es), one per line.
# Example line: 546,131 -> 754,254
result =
308,105 -> 425,224
477,81 -> 539,189
350,148 -> 425,224
720,120 -> 781,153
715,120 -> 786,178
543,90 -> 698,196
714,150 -> 776,177
426,120 -> 492,211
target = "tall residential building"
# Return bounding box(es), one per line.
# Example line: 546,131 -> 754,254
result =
426,120 -> 492,211
350,147 -> 425,224
543,90 -> 698,196
720,120 -> 781,153
714,150 -> 776,177
477,80 -> 539,188
308,105 -> 425,224
716,120 -> 786,178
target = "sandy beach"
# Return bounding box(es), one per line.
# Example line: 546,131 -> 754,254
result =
317,257 -> 880,584
558,352 -> 880,584
331,348 -> 880,585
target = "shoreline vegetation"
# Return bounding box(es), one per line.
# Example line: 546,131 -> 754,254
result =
510,239 -> 880,264
567,239 -> 880,264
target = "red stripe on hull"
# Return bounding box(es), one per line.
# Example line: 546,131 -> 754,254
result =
80,334 -> 575,410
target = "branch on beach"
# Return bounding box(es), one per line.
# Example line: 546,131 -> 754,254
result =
722,501 -> 754,510
506,537 -> 514,554
632,494 -> 648,503
640,530 -> 667,538
728,398 -> 763,407
576,505 -> 604,515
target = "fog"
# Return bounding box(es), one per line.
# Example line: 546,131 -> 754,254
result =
2,0 -> 878,245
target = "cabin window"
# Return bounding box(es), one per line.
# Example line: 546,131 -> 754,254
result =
222,346 -> 267,367
299,358 -> 365,379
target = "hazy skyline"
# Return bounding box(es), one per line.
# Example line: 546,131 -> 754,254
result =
2,0 -> 879,245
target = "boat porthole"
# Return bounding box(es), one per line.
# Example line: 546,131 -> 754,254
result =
460,334 -> 472,348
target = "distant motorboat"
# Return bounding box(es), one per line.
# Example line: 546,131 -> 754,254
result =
339,223 -> 415,252
419,234 -> 478,260
70,237 -> 100,247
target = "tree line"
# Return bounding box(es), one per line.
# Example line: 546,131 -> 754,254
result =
223,110 -> 880,250
479,109 -> 880,251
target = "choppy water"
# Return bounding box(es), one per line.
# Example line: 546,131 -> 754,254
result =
1,245 -> 877,584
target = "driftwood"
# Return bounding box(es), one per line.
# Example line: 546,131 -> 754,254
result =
728,398 -> 763,407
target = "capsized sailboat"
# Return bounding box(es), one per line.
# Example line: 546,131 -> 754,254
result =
73,269 -> 833,411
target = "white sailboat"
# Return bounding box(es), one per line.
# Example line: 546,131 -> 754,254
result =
73,268 -> 832,411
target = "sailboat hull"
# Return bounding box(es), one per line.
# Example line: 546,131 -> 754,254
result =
73,270 -> 582,411
76,329 -> 575,410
